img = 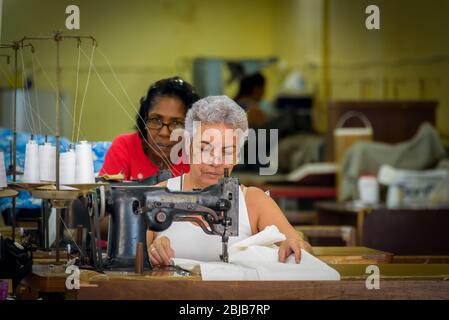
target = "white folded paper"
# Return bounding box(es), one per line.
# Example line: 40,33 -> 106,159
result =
173,225 -> 341,281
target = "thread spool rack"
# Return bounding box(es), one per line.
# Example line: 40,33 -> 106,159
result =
2,32 -> 105,268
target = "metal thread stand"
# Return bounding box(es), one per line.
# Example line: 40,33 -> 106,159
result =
15,32 -> 97,263
0,41 -> 32,242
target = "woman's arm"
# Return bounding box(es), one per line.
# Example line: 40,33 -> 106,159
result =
246,187 -> 300,240
246,187 -> 313,263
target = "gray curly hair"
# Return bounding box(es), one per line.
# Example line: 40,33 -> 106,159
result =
185,95 -> 248,143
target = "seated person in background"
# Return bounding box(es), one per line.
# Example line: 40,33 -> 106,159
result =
234,72 -> 267,128
147,96 -> 312,266
99,77 -> 199,180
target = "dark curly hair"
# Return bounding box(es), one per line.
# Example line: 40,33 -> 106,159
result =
136,76 -> 200,139
235,72 -> 265,99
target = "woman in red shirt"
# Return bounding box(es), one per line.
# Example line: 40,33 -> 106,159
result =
99,77 -> 199,180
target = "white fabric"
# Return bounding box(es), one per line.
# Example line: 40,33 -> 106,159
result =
173,225 -> 341,281
156,174 -> 253,261
229,225 -> 285,252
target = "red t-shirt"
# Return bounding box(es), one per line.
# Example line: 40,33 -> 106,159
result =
99,132 -> 189,180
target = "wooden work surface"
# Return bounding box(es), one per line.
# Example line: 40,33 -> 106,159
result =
314,246 -> 393,264
16,247 -> 446,300
20,263 -> 449,300
30,246 -> 392,266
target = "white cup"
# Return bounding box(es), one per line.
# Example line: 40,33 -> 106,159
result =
358,175 -> 379,205
386,185 -> 402,209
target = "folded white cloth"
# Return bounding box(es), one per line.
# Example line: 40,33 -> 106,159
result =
229,225 -> 286,253
233,250 -> 340,281
200,262 -> 259,281
173,225 -> 341,281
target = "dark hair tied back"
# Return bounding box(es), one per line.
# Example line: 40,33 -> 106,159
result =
136,76 -> 200,138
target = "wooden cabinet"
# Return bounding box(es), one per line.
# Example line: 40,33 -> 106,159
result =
315,202 -> 449,255
326,100 -> 437,161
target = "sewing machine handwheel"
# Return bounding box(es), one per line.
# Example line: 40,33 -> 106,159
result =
146,208 -> 173,232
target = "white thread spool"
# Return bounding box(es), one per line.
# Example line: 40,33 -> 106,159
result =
60,149 -> 76,185
39,142 -> 56,182
75,141 -> 95,184
23,140 -> 40,183
0,151 -> 7,188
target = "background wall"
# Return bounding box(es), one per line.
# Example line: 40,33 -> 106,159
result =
0,0 -> 276,140
273,0 -> 449,141
327,0 -> 449,142
1,0 -> 448,146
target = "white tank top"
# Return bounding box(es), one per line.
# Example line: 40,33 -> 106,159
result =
155,175 -> 253,261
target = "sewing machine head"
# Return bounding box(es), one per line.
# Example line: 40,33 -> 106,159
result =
135,172 -> 240,262
104,169 -> 239,269
137,176 -> 239,235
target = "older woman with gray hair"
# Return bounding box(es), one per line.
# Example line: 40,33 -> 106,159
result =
147,96 -> 312,266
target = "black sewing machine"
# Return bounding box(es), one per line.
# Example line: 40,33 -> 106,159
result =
54,170 -> 173,271
103,169 -> 239,270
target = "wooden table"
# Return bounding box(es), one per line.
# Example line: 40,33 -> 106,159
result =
19,263 -> 449,300
392,256 -> 449,264
314,246 -> 393,264
29,246 -> 392,266
295,225 -> 357,246
315,202 -> 373,245
12,246 -> 446,300
315,202 -> 449,255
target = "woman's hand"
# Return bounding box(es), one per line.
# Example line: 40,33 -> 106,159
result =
278,238 -> 313,264
148,236 -> 175,266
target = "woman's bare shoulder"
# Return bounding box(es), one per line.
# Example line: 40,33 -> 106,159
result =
244,186 -> 271,204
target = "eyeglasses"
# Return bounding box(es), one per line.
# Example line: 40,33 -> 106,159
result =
146,117 -> 185,131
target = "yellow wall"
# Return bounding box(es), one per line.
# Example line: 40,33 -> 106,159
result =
1,0 -> 275,140
335,0 -> 449,144
1,0 -> 448,146
270,0 -> 328,132
272,0 -> 449,142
